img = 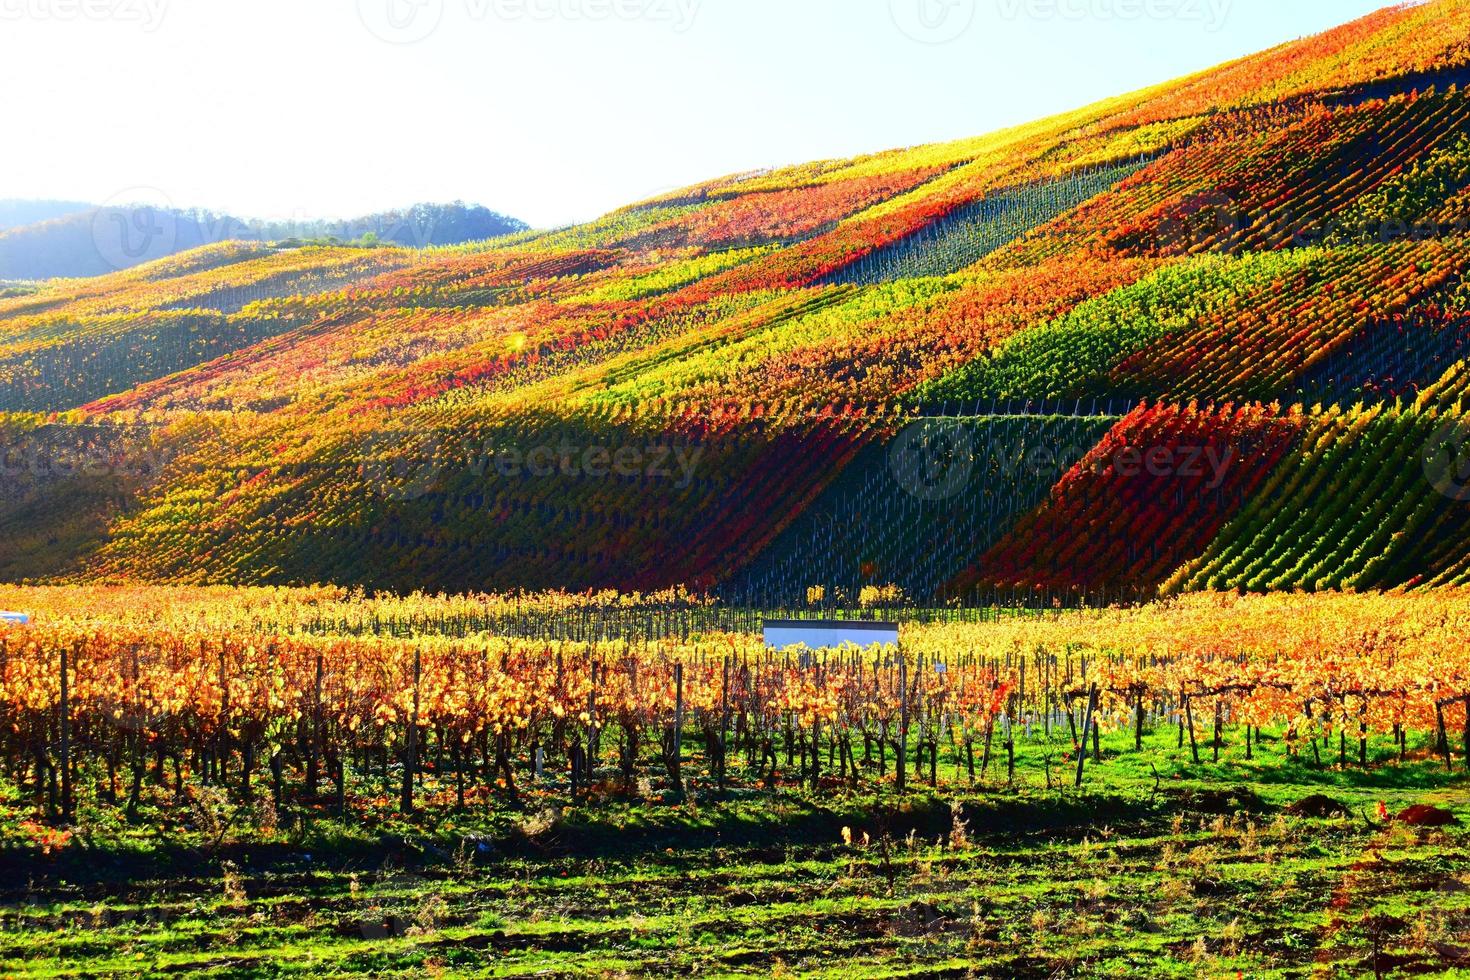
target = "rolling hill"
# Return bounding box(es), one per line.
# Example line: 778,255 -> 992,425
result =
0,202 -> 528,281
5,0 -> 1470,604
0,199 -> 95,234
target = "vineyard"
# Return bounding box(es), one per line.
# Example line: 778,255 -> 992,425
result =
6,4 -> 1470,973
0,587 -> 1467,976
7,8 -> 1470,599
3,586 -> 1468,821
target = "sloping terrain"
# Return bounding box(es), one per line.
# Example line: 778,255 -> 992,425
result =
0,202 -> 527,281
6,0 -> 1470,601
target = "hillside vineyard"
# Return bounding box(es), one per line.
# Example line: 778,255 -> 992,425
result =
9,6 -> 1470,976
7,0 -> 1470,604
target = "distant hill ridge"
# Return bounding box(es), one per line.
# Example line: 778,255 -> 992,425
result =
0,201 -> 528,281
0,199 -> 95,234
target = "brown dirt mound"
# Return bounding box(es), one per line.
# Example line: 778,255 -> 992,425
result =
1284,794 -> 1351,819
1396,805 -> 1459,827
1161,786 -> 1270,815
1433,942 -> 1470,966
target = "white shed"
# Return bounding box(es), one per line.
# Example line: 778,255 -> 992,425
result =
763,619 -> 899,652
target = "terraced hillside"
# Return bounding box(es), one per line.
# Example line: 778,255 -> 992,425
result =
7,0 -> 1470,602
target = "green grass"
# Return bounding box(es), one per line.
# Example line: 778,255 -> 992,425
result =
1,727 -> 1466,978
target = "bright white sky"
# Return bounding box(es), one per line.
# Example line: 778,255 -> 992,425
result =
1,0 -> 1392,228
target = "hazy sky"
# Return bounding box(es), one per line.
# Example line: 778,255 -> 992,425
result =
2,0 -> 1392,228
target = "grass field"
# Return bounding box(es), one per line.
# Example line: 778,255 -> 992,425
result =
3,727 -> 1465,978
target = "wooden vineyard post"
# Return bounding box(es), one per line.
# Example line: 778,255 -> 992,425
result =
1019,655 -> 1026,741
671,662 -> 685,800
1043,653 -> 1051,738
335,734 -> 347,818
1006,693 -> 1016,786
719,655 -> 730,791
915,654 -> 926,788
1066,694 -> 1079,752
1305,701 -> 1322,767
1437,701 -> 1452,772
1213,700 -> 1223,764
401,648 -> 420,814
810,706 -> 821,793
587,659 -> 599,790
1177,685 -> 1185,749
811,654 -> 823,792
59,643 -> 73,825
1184,694 -> 1201,765
308,652 -> 323,795
897,657 -> 908,793
979,707 -> 994,784
1359,699 -> 1369,768
784,652 -> 795,769
1134,687 -> 1145,751
1074,684 -> 1097,789
218,647 -> 230,787
1462,696 -> 1470,775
